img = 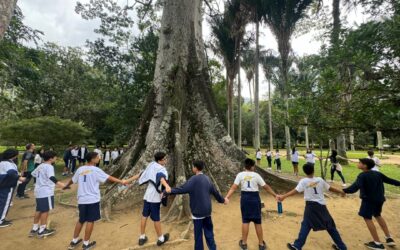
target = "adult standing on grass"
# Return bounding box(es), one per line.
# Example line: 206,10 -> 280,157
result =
291,147 -> 300,176
256,149 -> 262,166
0,149 -> 26,228
329,150 -> 346,187
16,143 -> 36,199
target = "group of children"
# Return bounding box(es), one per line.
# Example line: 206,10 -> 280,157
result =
0,147 -> 399,250
62,145 -> 124,176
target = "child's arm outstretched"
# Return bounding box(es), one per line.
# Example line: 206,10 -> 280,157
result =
381,173 -> 400,186
262,184 -> 278,198
125,172 -> 142,184
343,178 -> 360,194
329,186 -> 346,197
277,188 -> 299,202
225,184 -> 238,201
107,175 -> 126,185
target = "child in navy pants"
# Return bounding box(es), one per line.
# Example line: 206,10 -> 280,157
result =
166,160 -> 227,250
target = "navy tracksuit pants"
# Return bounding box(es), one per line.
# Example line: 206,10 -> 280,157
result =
0,187 -> 14,223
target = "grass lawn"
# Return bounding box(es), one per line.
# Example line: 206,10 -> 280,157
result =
244,147 -> 400,194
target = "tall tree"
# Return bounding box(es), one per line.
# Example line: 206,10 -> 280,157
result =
0,0 -> 17,40
101,0 -> 294,221
261,51 -> 280,151
263,0 -> 313,159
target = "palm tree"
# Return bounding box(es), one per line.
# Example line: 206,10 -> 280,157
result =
263,0 -> 313,160
211,0 -> 249,142
241,48 -> 255,106
242,0 -> 269,149
261,51 -> 280,152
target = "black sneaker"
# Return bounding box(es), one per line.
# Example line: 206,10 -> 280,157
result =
37,228 -> 55,238
156,233 -> 170,246
0,220 -> 12,228
138,236 -> 148,246
287,243 -> 298,250
386,237 -> 396,247
259,241 -> 267,250
239,240 -> 248,250
365,241 -> 385,250
29,229 -> 38,237
68,239 -> 83,249
82,241 -> 96,250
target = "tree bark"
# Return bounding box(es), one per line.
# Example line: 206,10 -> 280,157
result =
336,133 -> 348,165
284,94 -> 291,160
101,0 -> 295,222
237,56 -> 242,149
0,0 -> 17,40
226,69 -> 230,136
331,0 -> 341,47
254,20 -> 260,149
304,118 -> 309,149
268,79 -> 273,151
229,76 -> 235,143
349,129 -> 355,151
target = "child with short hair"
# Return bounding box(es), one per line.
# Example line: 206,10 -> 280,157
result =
278,163 -> 347,250
166,160 -> 227,250
343,158 -> 400,250
225,158 -> 277,250
265,149 -> 272,170
132,151 -> 171,246
29,151 -> 67,238
64,152 -> 127,250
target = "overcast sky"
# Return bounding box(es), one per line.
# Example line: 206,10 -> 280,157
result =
19,0 -> 367,100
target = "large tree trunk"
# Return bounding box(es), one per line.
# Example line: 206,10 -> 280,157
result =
268,80 -> 273,151
237,56 -> 242,148
101,0 -> 294,223
229,76 -> 235,143
254,20 -> 260,149
0,0 -> 17,40
331,0 -> 341,46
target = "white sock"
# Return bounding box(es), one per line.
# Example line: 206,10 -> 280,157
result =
158,235 -> 165,242
72,238 -> 79,243
83,241 -> 89,246
39,225 -> 46,233
374,241 -> 382,245
139,234 -> 146,239
385,236 -> 392,239
32,224 -> 39,231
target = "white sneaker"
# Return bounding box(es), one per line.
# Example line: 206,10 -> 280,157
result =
327,180 -> 333,183
342,183 -> 347,187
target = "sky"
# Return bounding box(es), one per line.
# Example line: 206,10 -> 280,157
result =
18,0 -> 367,100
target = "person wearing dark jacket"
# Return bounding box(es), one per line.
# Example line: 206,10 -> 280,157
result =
343,158 -> 400,250
0,149 -> 26,227
77,144 -> 89,166
166,160 -> 227,250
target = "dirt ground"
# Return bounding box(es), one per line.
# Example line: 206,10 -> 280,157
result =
2,184 -> 400,250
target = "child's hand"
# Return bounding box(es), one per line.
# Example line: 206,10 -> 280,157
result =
165,186 -> 172,193
224,198 -> 229,205
276,195 -> 284,202
121,179 -> 129,186
19,177 -> 26,182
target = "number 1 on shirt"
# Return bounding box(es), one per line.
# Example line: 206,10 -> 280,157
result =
247,181 -> 251,188
83,175 -> 87,182
313,187 -> 318,194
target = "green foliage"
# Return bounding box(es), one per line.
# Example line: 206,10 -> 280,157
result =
0,117 -> 90,146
